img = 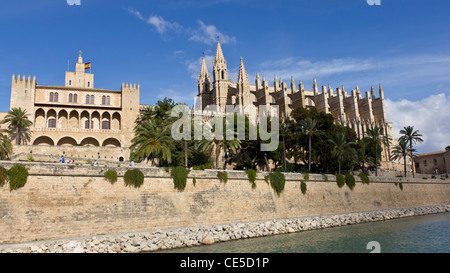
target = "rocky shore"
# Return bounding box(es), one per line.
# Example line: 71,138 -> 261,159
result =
1,204 -> 449,253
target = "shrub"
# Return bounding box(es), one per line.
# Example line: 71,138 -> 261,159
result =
246,169 -> 257,188
124,168 -> 144,188
321,173 -> 328,182
104,169 -> 118,184
171,166 -> 190,191
26,155 -> 34,162
264,175 -> 269,184
8,165 -> 28,191
303,172 -> 309,181
398,183 -> 403,191
358,173 -> 370,184
300,181 -> 307,195
336,174 -> 345,188
345,174 -> 356,190
422,177 -> 428,180
217,171 -> 228,183
0,166 -> 8,187
269,171 -> 286,196
193,176 -> 197,186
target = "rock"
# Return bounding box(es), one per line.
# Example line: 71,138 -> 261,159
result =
202,235 -> 215,245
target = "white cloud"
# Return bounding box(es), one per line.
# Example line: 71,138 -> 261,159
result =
184,54 -> 215,79
127,8 -> 181,35
189,20 -> 236,45
157,88 -> 197,107
127,9 -> 236,45
385,93 -> 450,154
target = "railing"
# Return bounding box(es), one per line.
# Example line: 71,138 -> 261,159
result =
33,127 -> 122,133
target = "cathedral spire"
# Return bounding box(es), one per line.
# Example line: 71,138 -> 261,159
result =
213,40 -> 228,82
237,57 -> 249,86
214,40 -> 225,64
199,56 -> 209,79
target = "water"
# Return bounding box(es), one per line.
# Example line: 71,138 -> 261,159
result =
159,212 -> 450,253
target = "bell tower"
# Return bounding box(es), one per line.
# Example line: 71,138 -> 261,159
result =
212,40 -> 231,112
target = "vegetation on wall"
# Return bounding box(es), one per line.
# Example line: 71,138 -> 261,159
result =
358,173 -> 370,184
104,169 -> 118,184
217,171 -> 228,183
300,181 -> 307,195
124,168 -> 144,188
7,165 -> 29,191
345,174 -> 356,190
245,169 -> 257,188
336,174 -> 345,188
269,171 -> 285,196
0,166 -> 7,187
170,166 -> 190,191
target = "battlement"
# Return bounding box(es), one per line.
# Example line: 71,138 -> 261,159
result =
121,82 -> 140,90
12,74 -> 36,88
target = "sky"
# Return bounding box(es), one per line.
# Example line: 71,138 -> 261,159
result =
0,0 -> 449,154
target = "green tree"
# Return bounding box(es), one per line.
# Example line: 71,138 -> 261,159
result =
301,118 -> 323,172
366,126 -> 382,176
391,140 -> 414,178
0,129 -> 13,160
1,107 -> 33,145
399,126 -> 423,178
328,132 -> 356,174
130,119 -> 172,166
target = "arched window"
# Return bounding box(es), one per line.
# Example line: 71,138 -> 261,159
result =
69,93 -> 73,103
49,92 -> 54,102
54,92 -> 59,102
102,95 -> 106,105
221,70 -> 224,79
48,118 -> 56,128
102,120 -> 110,130
87,81 -> 90,87
69,80 -> 72,85
85,119 -> 90,129
90,95 -> 94,104
86,95 -> 90,104
73,94 -> 77,103
106,96 -> 110,105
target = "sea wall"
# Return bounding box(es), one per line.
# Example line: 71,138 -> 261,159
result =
1,161 -> 449,245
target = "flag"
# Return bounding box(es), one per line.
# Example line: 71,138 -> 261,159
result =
85,62 -> 91,70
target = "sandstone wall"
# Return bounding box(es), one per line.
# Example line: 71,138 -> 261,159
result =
1,161 -> 449,244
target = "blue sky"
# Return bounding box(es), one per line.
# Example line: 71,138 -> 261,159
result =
0,0 -> 449,153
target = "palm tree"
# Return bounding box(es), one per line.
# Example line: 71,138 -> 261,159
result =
328,132 -> 356,174
301,118 -> 323,172
366,126 -> 382,176
399,126 -> 423,178
1,107 -> 33,145
355,140 -> 374,173
0,129 -> 13,160
391,140 -> 415,177
130,119 -> 172,166
279,122 -> 290,169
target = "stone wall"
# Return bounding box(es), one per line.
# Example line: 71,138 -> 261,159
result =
0,161 -> 449,244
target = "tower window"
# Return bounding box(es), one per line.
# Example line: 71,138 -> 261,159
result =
106,96 -> 110,105
221,70 -> 224,79
48,118 -> 56,128
86,95 -> 90,104
102,95 -> 106,105
87,81 -> 90,87
73,94 -> 77,103
49,92 -> 54,102
69,93 -> 73,103
54,92 -> 59,102
90,95 -> 94,104
102,120 -> 110,130
69,80 -> 71,85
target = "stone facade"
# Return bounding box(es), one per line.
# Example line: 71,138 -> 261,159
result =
197,41 -> 395,162
0,162 -> 449,244
2,52 -> 140,162
415,146 -> 450,174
